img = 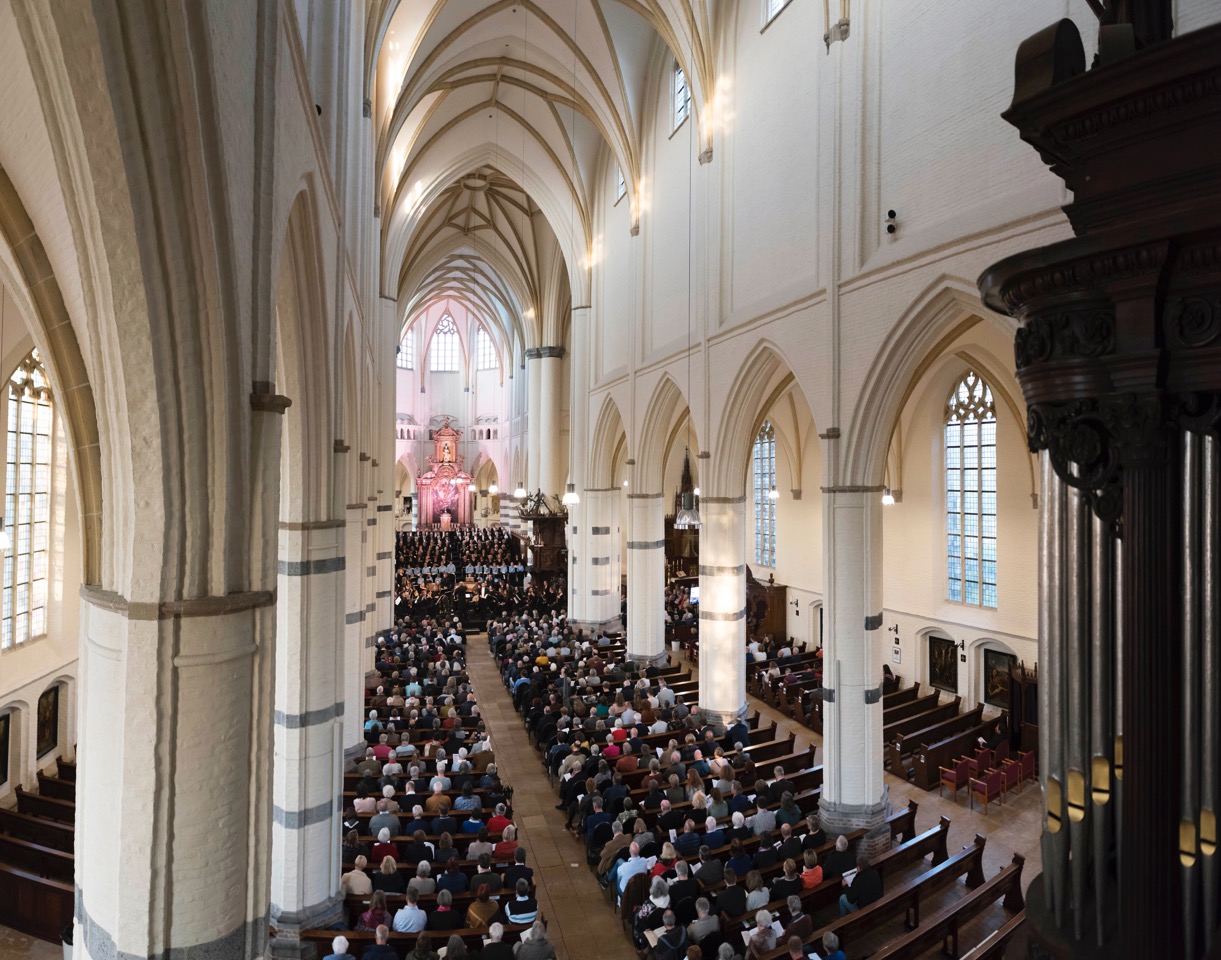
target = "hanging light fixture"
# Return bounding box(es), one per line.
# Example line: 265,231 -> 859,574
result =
562,482 -> 580,506
881,487 -> 895,506
674,448 -> 701,530
673,77 -> 700,532
514,481 -> 527,499
767,483 -> 779,501
488,482 -> 499,496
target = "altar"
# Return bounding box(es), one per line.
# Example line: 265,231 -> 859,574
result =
414,421 -> 475,526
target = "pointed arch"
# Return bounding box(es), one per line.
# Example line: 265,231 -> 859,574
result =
589,393 -> 628,489
709,341 -> 809,498
637,373 -> 694,495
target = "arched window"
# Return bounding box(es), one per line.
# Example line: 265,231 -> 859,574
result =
397,329 -> 413,369
476,328 -> 497,371
430,316 -> 460,372
4,350 -> 53,649
945,371 -> 997,608
673,63 -> 691,130
615,165 -> 626,203
753,420 -> 776,567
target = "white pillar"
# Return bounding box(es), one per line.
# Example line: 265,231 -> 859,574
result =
698,497 -> 748,726
819,487 -> 888,847
570,488 -> 623,631
270,525 -> 347,955
536,348 -> 565,497
626,493 -> 666,661
342,481 -> 368,758
526,353 -> 542,493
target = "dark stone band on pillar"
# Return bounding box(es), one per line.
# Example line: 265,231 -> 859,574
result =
274,701 -> 344,729
627,540 -> 665,549
864,685 -> 884,704
592,526 -> 610,535
699,564 -> 745,577
699,607 -> 747,622
524,345 -> 566,359
278,557 -> 346,577
345,611 -> 365,624
864,612 -> 883,631
273,799 -> 336,829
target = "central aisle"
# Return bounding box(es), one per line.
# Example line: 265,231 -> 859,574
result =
464,635 -> 637,960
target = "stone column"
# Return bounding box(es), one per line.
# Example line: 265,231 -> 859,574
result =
570,488 -> 622,631
818,487 -> 887,850
697,497 -> 747,726
270,525 -> 347,956
75,590 -> 276,960
526,353 -> 542,493
535,347 -> 566,498
342,465 -> 368,758
626,493 -> 666,662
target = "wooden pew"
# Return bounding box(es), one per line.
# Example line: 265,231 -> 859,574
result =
300,923 -> 535,959
0,809 -> 74,853
759,834 -> 989,959
55,759 -> 76,782
0,861 -> 74,944
35,774 -> 76,803
16,789 -> 75,826
0,835 -> 74,884
341,885 -> 537,925
910,716 -> 1006,791
884,698 -> 962,742
868,853 -> 1025,960
893,705 -> 984,760
882,692 -> 942,725
959,909 -> 1027,960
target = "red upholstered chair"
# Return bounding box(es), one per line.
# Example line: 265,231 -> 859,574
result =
1000,759 -> 1023,799
939,757 -> 971,802
967,749 -> 994,779
969,768 -> 1004,814
1018,749 -> 1037,783
994,740 -> 1010,765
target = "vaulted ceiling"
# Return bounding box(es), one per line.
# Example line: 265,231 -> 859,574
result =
366,0 -> 723,357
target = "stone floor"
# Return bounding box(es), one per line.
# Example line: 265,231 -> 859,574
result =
0,926 -> 62,960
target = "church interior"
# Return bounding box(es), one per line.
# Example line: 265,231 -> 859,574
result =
0,1 -> 1218,959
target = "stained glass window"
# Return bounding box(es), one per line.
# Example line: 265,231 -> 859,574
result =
945,371 -> 997,608
753,420 -> 776,567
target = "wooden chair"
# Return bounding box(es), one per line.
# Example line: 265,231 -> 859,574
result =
994,740 -> 1010,765
1017,749 -> 1036,783
969,769 -> 1004,815
967,748 -> 994,779
939,757 -> 970,803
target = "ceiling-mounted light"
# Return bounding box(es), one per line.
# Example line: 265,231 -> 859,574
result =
488,483 -> 499,496
882,487 -> 895,506
622,479 -> 629,488
767,484 -> 779,501
693,486 -> 700,497
562,482 -> 580,506
514,481 -> 527,499
674,448 -> 701,530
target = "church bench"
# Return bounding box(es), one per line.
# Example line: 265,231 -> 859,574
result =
0,834 -> 74,884
0,861 -> 74,944
884,697 -> 962,742
892,705 -> 985,761
34,774 -> 76,804
621,732 -> 795,797
300,922 -> 536,958
868,853 -> 1025,960
15,789 -> 75,826
350,827 -> 506,846
0,810 -> 74,853
54,759 -> 75,782
720,817 -> 950,932
882,691 -> 943,725
759,834 -> 989,960
910,716 -> 1007,791
958,908 -> 1026,960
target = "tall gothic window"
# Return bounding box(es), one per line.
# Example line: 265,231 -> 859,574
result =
476,328 -> 497,371
753,420 -> 776,567
4,350 -> 53,650
945,371 -> 997,608
615,166 -> 626,202
430,316 -> 459,372
673,63 -> 691,130
397,329 -> 413,369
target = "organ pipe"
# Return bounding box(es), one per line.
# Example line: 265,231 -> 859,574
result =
1089,510 -> 1113,947
1204,434 -> 1220,951
1184,430 -> 1201,958
1039,452 -> 1068,918
1065,482 -> 1090,939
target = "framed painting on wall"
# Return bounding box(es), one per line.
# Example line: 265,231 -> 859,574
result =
37,685 -> 58,758
928,635 -> 958,693
0,712 -> 8,786
984,649 -> 1018,709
